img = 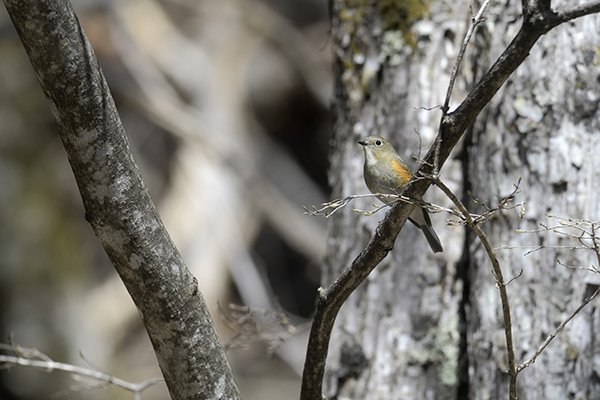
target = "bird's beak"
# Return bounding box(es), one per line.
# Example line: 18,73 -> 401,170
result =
358,140 -> 366,146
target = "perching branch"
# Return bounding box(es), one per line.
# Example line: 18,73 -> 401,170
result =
304,192 -> 489,222
303,194 -> 395,217
302,0 -> 600,398
3,1 -> 239,399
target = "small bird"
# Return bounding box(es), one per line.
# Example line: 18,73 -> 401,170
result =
358,135 -> 443,253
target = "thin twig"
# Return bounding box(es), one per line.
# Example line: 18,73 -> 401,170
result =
487,211 -> 600,384
557,259 -> 599,273
506,269 -> 524,286
0,344 -> 163,398
512,214 -> 600,256
517,285 -> 600,372
304,193 -> 484,222
441,0 -> 493,116
496,245 -> 590,255
432,0 -> 492,174
303,194 -> 399,217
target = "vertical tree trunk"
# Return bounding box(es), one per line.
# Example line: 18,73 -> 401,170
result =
466,4 -> 600,399
324,1 -> 466,398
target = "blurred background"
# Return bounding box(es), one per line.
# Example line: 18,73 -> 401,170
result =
0,0 -> 332,398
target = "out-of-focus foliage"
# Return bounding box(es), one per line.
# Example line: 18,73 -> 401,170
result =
0,0 -> 331,398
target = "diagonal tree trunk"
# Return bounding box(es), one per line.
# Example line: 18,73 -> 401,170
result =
3,1 -> 240,399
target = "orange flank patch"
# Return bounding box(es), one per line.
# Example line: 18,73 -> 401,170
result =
392,158 -> 412,185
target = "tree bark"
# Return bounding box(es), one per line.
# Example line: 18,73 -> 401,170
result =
323,1 -> 467,398
3,1 -> 240,399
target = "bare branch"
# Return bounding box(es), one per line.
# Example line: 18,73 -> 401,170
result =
553,1 -> 600,25
496,245 -> 590,256
303,194 -> 396,218
0,344 -> 163,399
557,259 -> 599,274
506,269 -> 524,286
304,193 -> 483,222
511,214 -> 600,257
517,285 -> 600,373
433,178 -> 518,399
441,0 -> 493,116
499,212 -> 600,378
432,0 -> 492,175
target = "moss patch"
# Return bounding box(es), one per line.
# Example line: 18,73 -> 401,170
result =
376,0 -> 431,46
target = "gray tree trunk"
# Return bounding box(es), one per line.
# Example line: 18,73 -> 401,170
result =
3,1 -> 240,399
324,1 -> 600,399
324,1 -> 467,398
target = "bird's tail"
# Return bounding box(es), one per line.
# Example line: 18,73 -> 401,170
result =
409,207 -> 444,253
420,223 -> 444,253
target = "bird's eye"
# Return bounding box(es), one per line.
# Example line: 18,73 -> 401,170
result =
375,140 -> 382,146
